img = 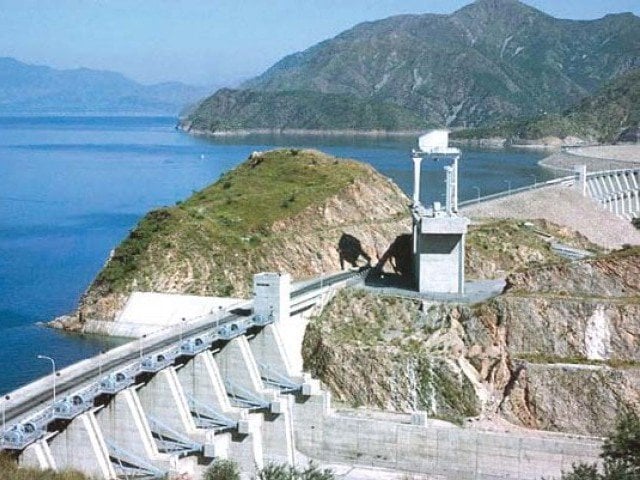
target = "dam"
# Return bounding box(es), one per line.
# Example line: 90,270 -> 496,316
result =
1,267 -> 603,479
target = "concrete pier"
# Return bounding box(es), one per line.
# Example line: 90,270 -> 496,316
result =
20,439 -> 56,471
217,336 -> 265,395
137,367 -> 199,439
47,412 -> 116,479
217,335 -> 295,465
176,350 -> 234,413
249,324 -> 296,380
95,387 -> 164,466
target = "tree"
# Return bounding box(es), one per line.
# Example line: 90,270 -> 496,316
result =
256,463 -> 335,480
204,459 -> 240,480
557,412 -> 640,480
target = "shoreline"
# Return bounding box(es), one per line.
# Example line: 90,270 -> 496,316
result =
538,144 -> 640,172
179,124 -> 574,151
179,124 -> 424,138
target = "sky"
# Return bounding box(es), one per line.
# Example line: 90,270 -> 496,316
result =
0,0 -> 638,87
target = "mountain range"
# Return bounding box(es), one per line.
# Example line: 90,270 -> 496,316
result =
453,68 -> 640,143
183,0 -> 640,133
0,57 -> 209,115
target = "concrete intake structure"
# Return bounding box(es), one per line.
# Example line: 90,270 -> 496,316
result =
411,130 -> 469,294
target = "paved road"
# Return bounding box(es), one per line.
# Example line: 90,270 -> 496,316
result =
3,270 -> 359,427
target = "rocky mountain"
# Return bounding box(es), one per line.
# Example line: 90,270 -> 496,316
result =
184,0 -> 640,133
453,68 -> 640,144
0,57 -> 209,115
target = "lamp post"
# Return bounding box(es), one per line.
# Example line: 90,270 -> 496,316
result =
530,174 -> 537,187
504,180 -> 512,194
316,252 -> 323,289
472,186 -> 481,201
180,317 -> 186,342
139,334 -> 147,360
98,350 -> 106,377
36,355 -> 56,404
2,395 -> 9,434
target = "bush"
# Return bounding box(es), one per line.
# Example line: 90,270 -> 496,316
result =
0,453 -> 89,480
555,412 -> 640,480
257,463 -> 334,480
204,459 -> 240,480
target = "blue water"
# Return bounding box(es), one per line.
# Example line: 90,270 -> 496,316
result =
0,116 -> 552,394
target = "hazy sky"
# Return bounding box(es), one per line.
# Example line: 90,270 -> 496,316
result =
0,0 -> 638,87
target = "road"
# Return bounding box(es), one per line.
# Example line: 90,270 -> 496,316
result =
3,269 -> 360,427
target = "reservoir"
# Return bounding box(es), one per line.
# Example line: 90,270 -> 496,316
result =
0,116 -> 554,394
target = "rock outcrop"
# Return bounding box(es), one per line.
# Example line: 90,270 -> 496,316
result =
304,248 -> 640,436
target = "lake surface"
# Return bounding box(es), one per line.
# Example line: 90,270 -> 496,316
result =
0,116 -> 554,394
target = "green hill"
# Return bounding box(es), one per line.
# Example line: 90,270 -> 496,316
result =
72,149 -> 411,324
182,89 -> 429,133
183,0 -> 640,133
453,68 -> 640,143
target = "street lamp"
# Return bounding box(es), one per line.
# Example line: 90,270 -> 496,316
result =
179,317 -> 186,342
472,186 -> 481,201
139,334 -> 147,360
36,355 -> 56,404
2,395 -> 9,434
98,350 -> 106,377
504,180 -> 512,194
530,174 -> 537,187
316,252 -> 323,289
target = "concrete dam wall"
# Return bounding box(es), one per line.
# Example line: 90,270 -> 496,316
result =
2,272 -> 603,479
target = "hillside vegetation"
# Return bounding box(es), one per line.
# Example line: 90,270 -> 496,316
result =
182,89 -> 428,134
74,149 -> 411,324
183,0 -> 640,132
453,69 -> 640,143
0,454 -> 87,480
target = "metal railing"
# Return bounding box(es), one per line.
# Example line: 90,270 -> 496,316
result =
458,174 -> 576,208
0,269 -> 360,453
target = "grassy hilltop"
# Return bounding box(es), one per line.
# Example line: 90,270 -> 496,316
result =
76,149 -> 411,323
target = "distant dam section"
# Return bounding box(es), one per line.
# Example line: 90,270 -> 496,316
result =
462,145 -> 640,249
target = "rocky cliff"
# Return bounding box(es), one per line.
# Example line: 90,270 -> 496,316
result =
304,247 -> 640,435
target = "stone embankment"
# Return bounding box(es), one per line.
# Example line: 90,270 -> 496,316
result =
461,185 -> 640,249
540,144 -> 640,172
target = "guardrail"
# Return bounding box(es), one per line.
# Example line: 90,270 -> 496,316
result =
458,174 -> 576,208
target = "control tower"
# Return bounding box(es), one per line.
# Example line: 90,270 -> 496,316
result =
411,130 -> 469,294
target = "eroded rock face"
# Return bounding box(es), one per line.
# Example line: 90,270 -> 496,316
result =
303,293 -> 482,421
303,249 -> 640,436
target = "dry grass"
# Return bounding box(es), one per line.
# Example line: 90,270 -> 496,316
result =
0,454 -> 90,480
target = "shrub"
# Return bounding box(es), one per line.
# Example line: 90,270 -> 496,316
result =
257,463 -> 334,480
204,459 -> 240,480
554,412 -> 640,480
0,453 -> 89,480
